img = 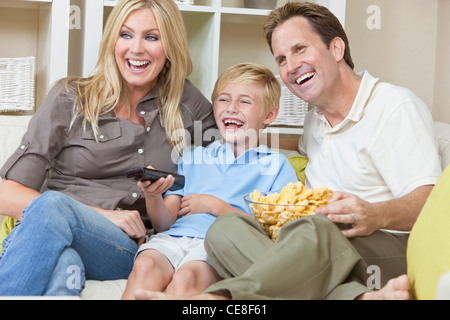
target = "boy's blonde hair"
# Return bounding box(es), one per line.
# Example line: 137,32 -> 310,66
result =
211,63 -> 281,117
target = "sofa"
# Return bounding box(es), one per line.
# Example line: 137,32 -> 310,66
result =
1,115 -> 450,299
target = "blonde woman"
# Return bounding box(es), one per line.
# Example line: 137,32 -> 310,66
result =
0,0 -> 215,296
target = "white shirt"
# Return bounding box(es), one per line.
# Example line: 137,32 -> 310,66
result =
299,71 -> 442,203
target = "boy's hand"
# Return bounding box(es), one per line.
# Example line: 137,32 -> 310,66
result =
178,194 -> 222,217
138,175 -> 175,196
137,166 -> 175,197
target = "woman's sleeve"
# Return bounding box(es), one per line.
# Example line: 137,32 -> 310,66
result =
0,82 -> 74,191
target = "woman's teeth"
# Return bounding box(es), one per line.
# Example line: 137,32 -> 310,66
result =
296,72 -> 315,85
128,59 -> 150,70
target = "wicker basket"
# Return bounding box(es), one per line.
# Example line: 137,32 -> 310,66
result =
0,56 -> 35,113
271,75 -> 308,127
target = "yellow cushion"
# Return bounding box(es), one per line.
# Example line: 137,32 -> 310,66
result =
407,165 -> 450,300
0,216 -> 16,253
288,156 -> 308,185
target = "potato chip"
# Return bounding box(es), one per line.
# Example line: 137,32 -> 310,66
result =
247,182 -> 333,241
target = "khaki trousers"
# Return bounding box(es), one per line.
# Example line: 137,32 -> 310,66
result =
204,212 -> 408,300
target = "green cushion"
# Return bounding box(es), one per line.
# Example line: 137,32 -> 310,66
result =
0,216 -> 16,253
407,165 -> 450,299
288,156 -> 308,185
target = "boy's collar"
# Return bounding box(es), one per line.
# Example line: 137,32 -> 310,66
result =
210,141 -> 272,158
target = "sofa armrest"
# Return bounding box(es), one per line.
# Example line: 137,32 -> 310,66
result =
81,279 -> 127,300
435,122 -> 450,170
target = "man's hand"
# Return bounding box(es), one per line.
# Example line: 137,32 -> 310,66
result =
315,191 -> 379,238
315,186 -> 434,238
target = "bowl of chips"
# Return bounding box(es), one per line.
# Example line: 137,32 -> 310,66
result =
245,182 -> 333,241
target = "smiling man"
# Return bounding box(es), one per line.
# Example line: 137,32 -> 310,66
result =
198,2 -> 441,300
265,3 -> 441,238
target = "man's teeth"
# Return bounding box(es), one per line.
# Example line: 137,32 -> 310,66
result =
296,72 -> 315,85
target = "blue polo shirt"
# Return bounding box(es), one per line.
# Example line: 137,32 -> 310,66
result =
162,141 -> 298,239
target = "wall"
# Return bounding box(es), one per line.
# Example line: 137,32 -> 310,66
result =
0,7 -> 38,58
433,0 -> 450,123
345,0 -> 450,124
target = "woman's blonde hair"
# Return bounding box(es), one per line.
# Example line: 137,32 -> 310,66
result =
64,0 -> 192,151
211,62 -> 281,117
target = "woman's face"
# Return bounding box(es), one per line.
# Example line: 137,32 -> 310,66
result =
115,8 -> 166,95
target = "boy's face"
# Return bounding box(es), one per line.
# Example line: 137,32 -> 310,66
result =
214,82 -> 277,148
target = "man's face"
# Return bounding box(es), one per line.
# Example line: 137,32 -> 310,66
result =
271,16 -> 340,105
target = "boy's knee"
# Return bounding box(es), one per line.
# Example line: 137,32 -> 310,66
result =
132,255 -> 159,275
171,268 -> 196,288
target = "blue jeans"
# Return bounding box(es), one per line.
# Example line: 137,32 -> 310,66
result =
0,191 -> 138,296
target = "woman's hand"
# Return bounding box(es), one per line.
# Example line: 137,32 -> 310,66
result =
315,191 -> 379,238
93,207 -> 146,245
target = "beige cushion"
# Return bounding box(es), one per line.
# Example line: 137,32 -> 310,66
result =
435,122 -> 450,170
80,279 -> 127,300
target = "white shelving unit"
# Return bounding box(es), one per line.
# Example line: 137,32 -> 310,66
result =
0,0 -> 346,135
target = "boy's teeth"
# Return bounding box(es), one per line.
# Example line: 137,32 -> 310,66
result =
296,72 -> 315,85
224,119 -> 243,125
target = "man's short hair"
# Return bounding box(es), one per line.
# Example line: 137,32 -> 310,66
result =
263,2 -> 354,70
